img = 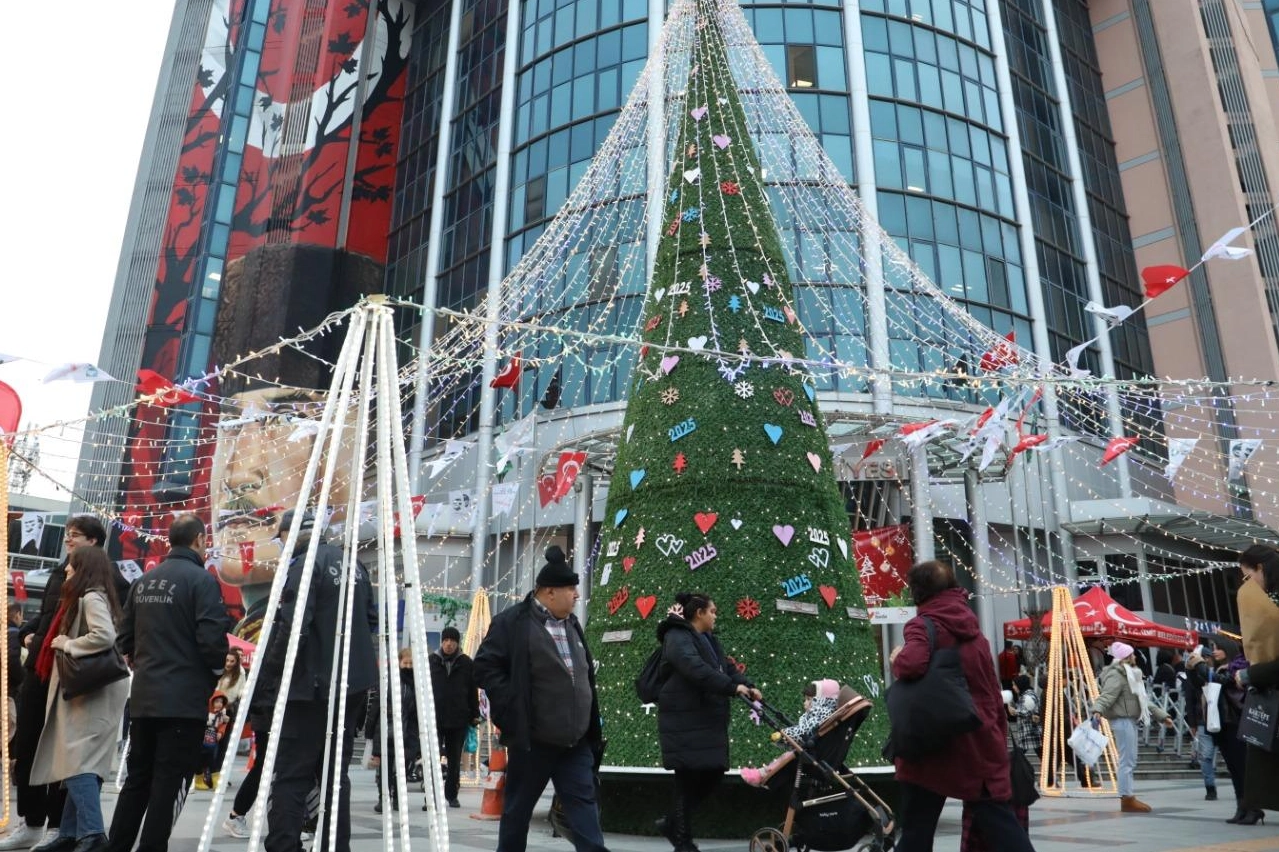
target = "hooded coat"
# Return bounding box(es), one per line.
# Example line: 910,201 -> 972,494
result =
890,587 -> 1011,802
655,615 -> 750,772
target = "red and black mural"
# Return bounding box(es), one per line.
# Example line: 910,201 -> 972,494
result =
113,0 -> 413,579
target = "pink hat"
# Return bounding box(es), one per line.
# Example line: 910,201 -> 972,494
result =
1109,641 -> 1135,661
812,679 -> 841,700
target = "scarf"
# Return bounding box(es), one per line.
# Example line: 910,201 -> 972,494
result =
34,604 -> 66,684
1124,661 -> 1151,726
1239,579 -> 1279,666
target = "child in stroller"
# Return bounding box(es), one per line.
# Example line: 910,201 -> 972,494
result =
745,685 -> 896,852
741,679 -> 842,787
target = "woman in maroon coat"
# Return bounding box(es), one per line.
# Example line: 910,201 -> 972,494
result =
889,561 -> 1036,852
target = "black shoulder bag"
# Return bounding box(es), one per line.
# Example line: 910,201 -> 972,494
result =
884,617 -> 981,760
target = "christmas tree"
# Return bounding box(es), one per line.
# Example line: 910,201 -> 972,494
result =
584,0 -> 886,769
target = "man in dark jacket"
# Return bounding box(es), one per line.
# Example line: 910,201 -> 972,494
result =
1,515 -> 107,851
430,625 -> 479,808
256,510 -> 377,852
474,546 -> 607,852
106,513 -> 229,852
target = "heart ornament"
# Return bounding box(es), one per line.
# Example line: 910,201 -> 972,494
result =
656,533 -> 686,556
836,538 -> 848,559
773,524 -> 795,547
683,168 -> 701,184
622,556 -> 636,573
614,509 -> 629,527
660,355 -> 680,375
688,335 -> 708,351
691,105 -> 708,121
636,595 -> 658,619
730,518 -> 743,530
763,423 -> 783,445
630,469 -> 646,490
653,287 -> 666,302
712,134 -> 731,150
819,585 -> 837,608
694,512 -> 718,535
806,452 -> 822,472
745,280 -> 761,295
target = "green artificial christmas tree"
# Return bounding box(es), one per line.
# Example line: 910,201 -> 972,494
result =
584,0 -> 886,769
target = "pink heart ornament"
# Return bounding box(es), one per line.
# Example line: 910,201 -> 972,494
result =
691,105 -> 708,121
807,452 -> 821,472
660,355 -> 680,375
712,134 -> 731,150
773,524 -> 795,547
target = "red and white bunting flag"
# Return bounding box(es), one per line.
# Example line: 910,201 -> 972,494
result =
1084,301 -> 1136,329
1141,265 -> 1189,299
136,369 -> 200,406
978,331 -> 1018,372
1164,437 -> 1197,482
898,419 -> 957,449
553,451 -> 587,502
490,352 -> 522,389
42,363 -> 117,384
1101,436 -> 1139,466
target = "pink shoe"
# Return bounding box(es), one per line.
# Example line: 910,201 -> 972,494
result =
741,767 -> 764,787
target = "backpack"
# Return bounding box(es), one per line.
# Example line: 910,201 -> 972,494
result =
635,645 -> 669,704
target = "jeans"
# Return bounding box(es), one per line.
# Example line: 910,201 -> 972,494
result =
498,740 -> 607,852
59,774 -> 104,840
106,717 -> 204,852
895,781 -> 1034,852
1197,728 -> 1218,789
1111,718 -> 1137,797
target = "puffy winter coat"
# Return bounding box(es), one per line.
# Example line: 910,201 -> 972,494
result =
655,616 -> 750,772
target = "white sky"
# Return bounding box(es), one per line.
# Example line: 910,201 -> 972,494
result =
1,2 -> 175,503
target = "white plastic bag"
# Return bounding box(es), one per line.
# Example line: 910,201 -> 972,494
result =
1069,720 -> 1108,767
1204,681 -> 1223,733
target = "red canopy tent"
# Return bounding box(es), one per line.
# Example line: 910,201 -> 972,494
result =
1003,586 -> 1197,649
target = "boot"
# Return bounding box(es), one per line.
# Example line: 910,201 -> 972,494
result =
1205,785 -> 1218,801
1120,796 -> 1152,813
1227,804 -> 1247,824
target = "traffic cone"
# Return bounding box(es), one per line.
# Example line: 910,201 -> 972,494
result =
469,748 -> 506,821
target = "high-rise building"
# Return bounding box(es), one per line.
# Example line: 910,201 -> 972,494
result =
82,0 -> 1273,635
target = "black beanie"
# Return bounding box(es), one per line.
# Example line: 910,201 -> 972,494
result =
441,626 -> 461,643
535,545 -> 578,588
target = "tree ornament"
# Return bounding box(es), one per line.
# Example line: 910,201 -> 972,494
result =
673,452 -> 688,474
734,381 -> 754,399
736,597 -> 761,620
661,387 -> 681,406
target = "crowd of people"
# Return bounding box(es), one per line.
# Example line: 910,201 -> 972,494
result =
0,511 -> 1276,852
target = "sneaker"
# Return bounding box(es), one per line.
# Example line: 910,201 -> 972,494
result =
0,824 -> 40,851
221,814 -> 249,839
30,829 -> 70,852
300,831 -> 314,844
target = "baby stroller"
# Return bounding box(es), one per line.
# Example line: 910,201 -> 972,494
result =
746,686 -> 896,852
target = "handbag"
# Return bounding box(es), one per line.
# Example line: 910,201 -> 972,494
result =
1238,688 -> 1279,752
1204,681 -> 1223,734
1009,745 -> 1040,808
884,617 -> 981,760
56,646 -> 130,700
1068,719 -> 1108,767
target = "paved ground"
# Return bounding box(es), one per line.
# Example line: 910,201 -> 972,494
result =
84,761 -> 1279,852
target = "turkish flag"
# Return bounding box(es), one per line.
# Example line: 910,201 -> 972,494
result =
394,494 -> 428,538
978,331 -> 1018,372
1006,433 -> 1048,466
537,473 -> 558,508
1141,265 -> 1189,298
490,352 -> 522,390
1101,436 -> 1139,466
12,573 -> 26,602
860,438 -> 886,461
136,369 -> 199,406
553,452 -> 587,502
0,380 -> 21,438
853,524 -> 914,606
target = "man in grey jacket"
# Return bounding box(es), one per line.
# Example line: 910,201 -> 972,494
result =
107,514 -> 229,852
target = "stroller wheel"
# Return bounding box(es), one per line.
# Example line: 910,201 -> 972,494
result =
749,827 -> 788,852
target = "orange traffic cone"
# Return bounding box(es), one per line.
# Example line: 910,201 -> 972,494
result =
470,748 -> 506,821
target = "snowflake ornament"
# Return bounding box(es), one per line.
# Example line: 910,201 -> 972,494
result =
734,380 -> 755,399
661,387 -> 681,406
736,597 -> 761,620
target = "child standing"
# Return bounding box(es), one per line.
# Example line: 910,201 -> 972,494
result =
196,692 -> 230,790
740,679 -> 842,786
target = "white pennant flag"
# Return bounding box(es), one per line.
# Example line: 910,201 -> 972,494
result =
1084,301 -> 1136,329
1063,339 -> 1096,378
42,363 -> 118,384
495,413 -> 536,471
1028,435 -> 1081,453
19,513 -> 49,549
426,440 -> 472,480
978,434 -> 1003,472
1201,226 -> 1253,262
1227,438 -> 1262,481
491,482 -> 520,517
1164,437 -> 1198,481
898,419 -> 959,449
0,353 -> 22,366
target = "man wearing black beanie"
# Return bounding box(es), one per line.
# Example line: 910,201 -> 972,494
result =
474,546 -> 607,852
429,626 -> 479,807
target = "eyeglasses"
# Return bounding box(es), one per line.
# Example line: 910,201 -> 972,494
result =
64,531 -> 86,542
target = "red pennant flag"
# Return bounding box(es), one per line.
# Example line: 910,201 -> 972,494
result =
1014,387 -> 1044,438
971,407 -> 995,434
490,352 -> 522,390
394,495 -> 428,538
1101,436 -> 1139,466
12,573 -> 26,603
536,473 -> 558,508
553,451 -> 587,502
1006,433 -> 1048,466
1141,265 -> 1189,299
860,438 -> 886,461
978,331 -> 1018,372
136,369 -> 199,406
0,380 -> 21,439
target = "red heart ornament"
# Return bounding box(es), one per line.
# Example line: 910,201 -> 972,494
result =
693,512 -> 718,534
819,586 -> 838,608
635,595 -> 657,619
537,474 -> 558,508
773,387 -> 795,407
622,556 -> 636,572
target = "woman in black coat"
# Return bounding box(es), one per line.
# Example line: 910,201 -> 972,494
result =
656,592 -> 760,852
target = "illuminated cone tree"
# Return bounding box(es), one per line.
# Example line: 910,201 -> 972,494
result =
584,0 -> 885,768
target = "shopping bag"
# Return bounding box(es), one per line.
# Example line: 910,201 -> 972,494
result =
1068,719 -> 1108,767
1239,688 -> 1279,751
1204,681 -> 1223,734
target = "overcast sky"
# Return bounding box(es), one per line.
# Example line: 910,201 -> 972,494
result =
1,2 -> 175,502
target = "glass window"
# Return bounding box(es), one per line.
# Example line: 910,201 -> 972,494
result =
787,8 -> 815,42
862,15 -> 889,52
870,99 -> 897,138
866,53 -> 893,98
903,146 -> 927,192
815,10 -> 843,45
875,140 -> 904,189
788,45 -> 818,88
817,47 -> 847,90
897,105 -> 924,144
